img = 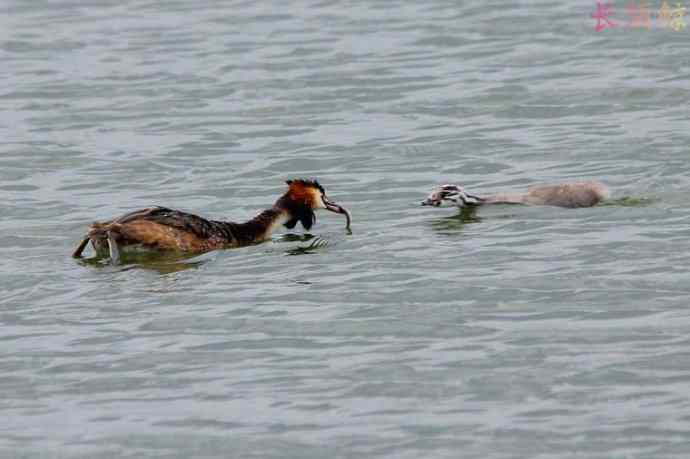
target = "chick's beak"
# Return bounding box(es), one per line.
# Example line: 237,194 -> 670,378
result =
324,198 -> 352,232
421,193 -> 442,206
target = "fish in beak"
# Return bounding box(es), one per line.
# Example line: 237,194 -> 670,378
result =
324,197 -> 352,232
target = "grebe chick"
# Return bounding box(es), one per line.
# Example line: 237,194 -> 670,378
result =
73,179 -> 351,263
422,181 -> 609,209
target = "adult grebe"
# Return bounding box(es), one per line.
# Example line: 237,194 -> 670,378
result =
73,179 -> 351,263
422,182 -> 609,209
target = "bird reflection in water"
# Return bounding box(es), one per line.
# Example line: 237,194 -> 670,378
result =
430,207 -> 483,235
74,250 -> 207,274
284,236 -> 329,256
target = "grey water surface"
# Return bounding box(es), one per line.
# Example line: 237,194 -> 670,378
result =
2,0 -> 690,458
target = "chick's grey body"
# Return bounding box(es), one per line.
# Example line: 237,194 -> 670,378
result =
423,182 -> 609,209
483,182 -> 609,208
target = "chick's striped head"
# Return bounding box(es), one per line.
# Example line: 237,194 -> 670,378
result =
421,184 -> 482,208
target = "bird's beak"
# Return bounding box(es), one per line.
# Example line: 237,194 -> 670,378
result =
324,198 -> 352,232
421,196 -> 442,206
421,189 -> 443,207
